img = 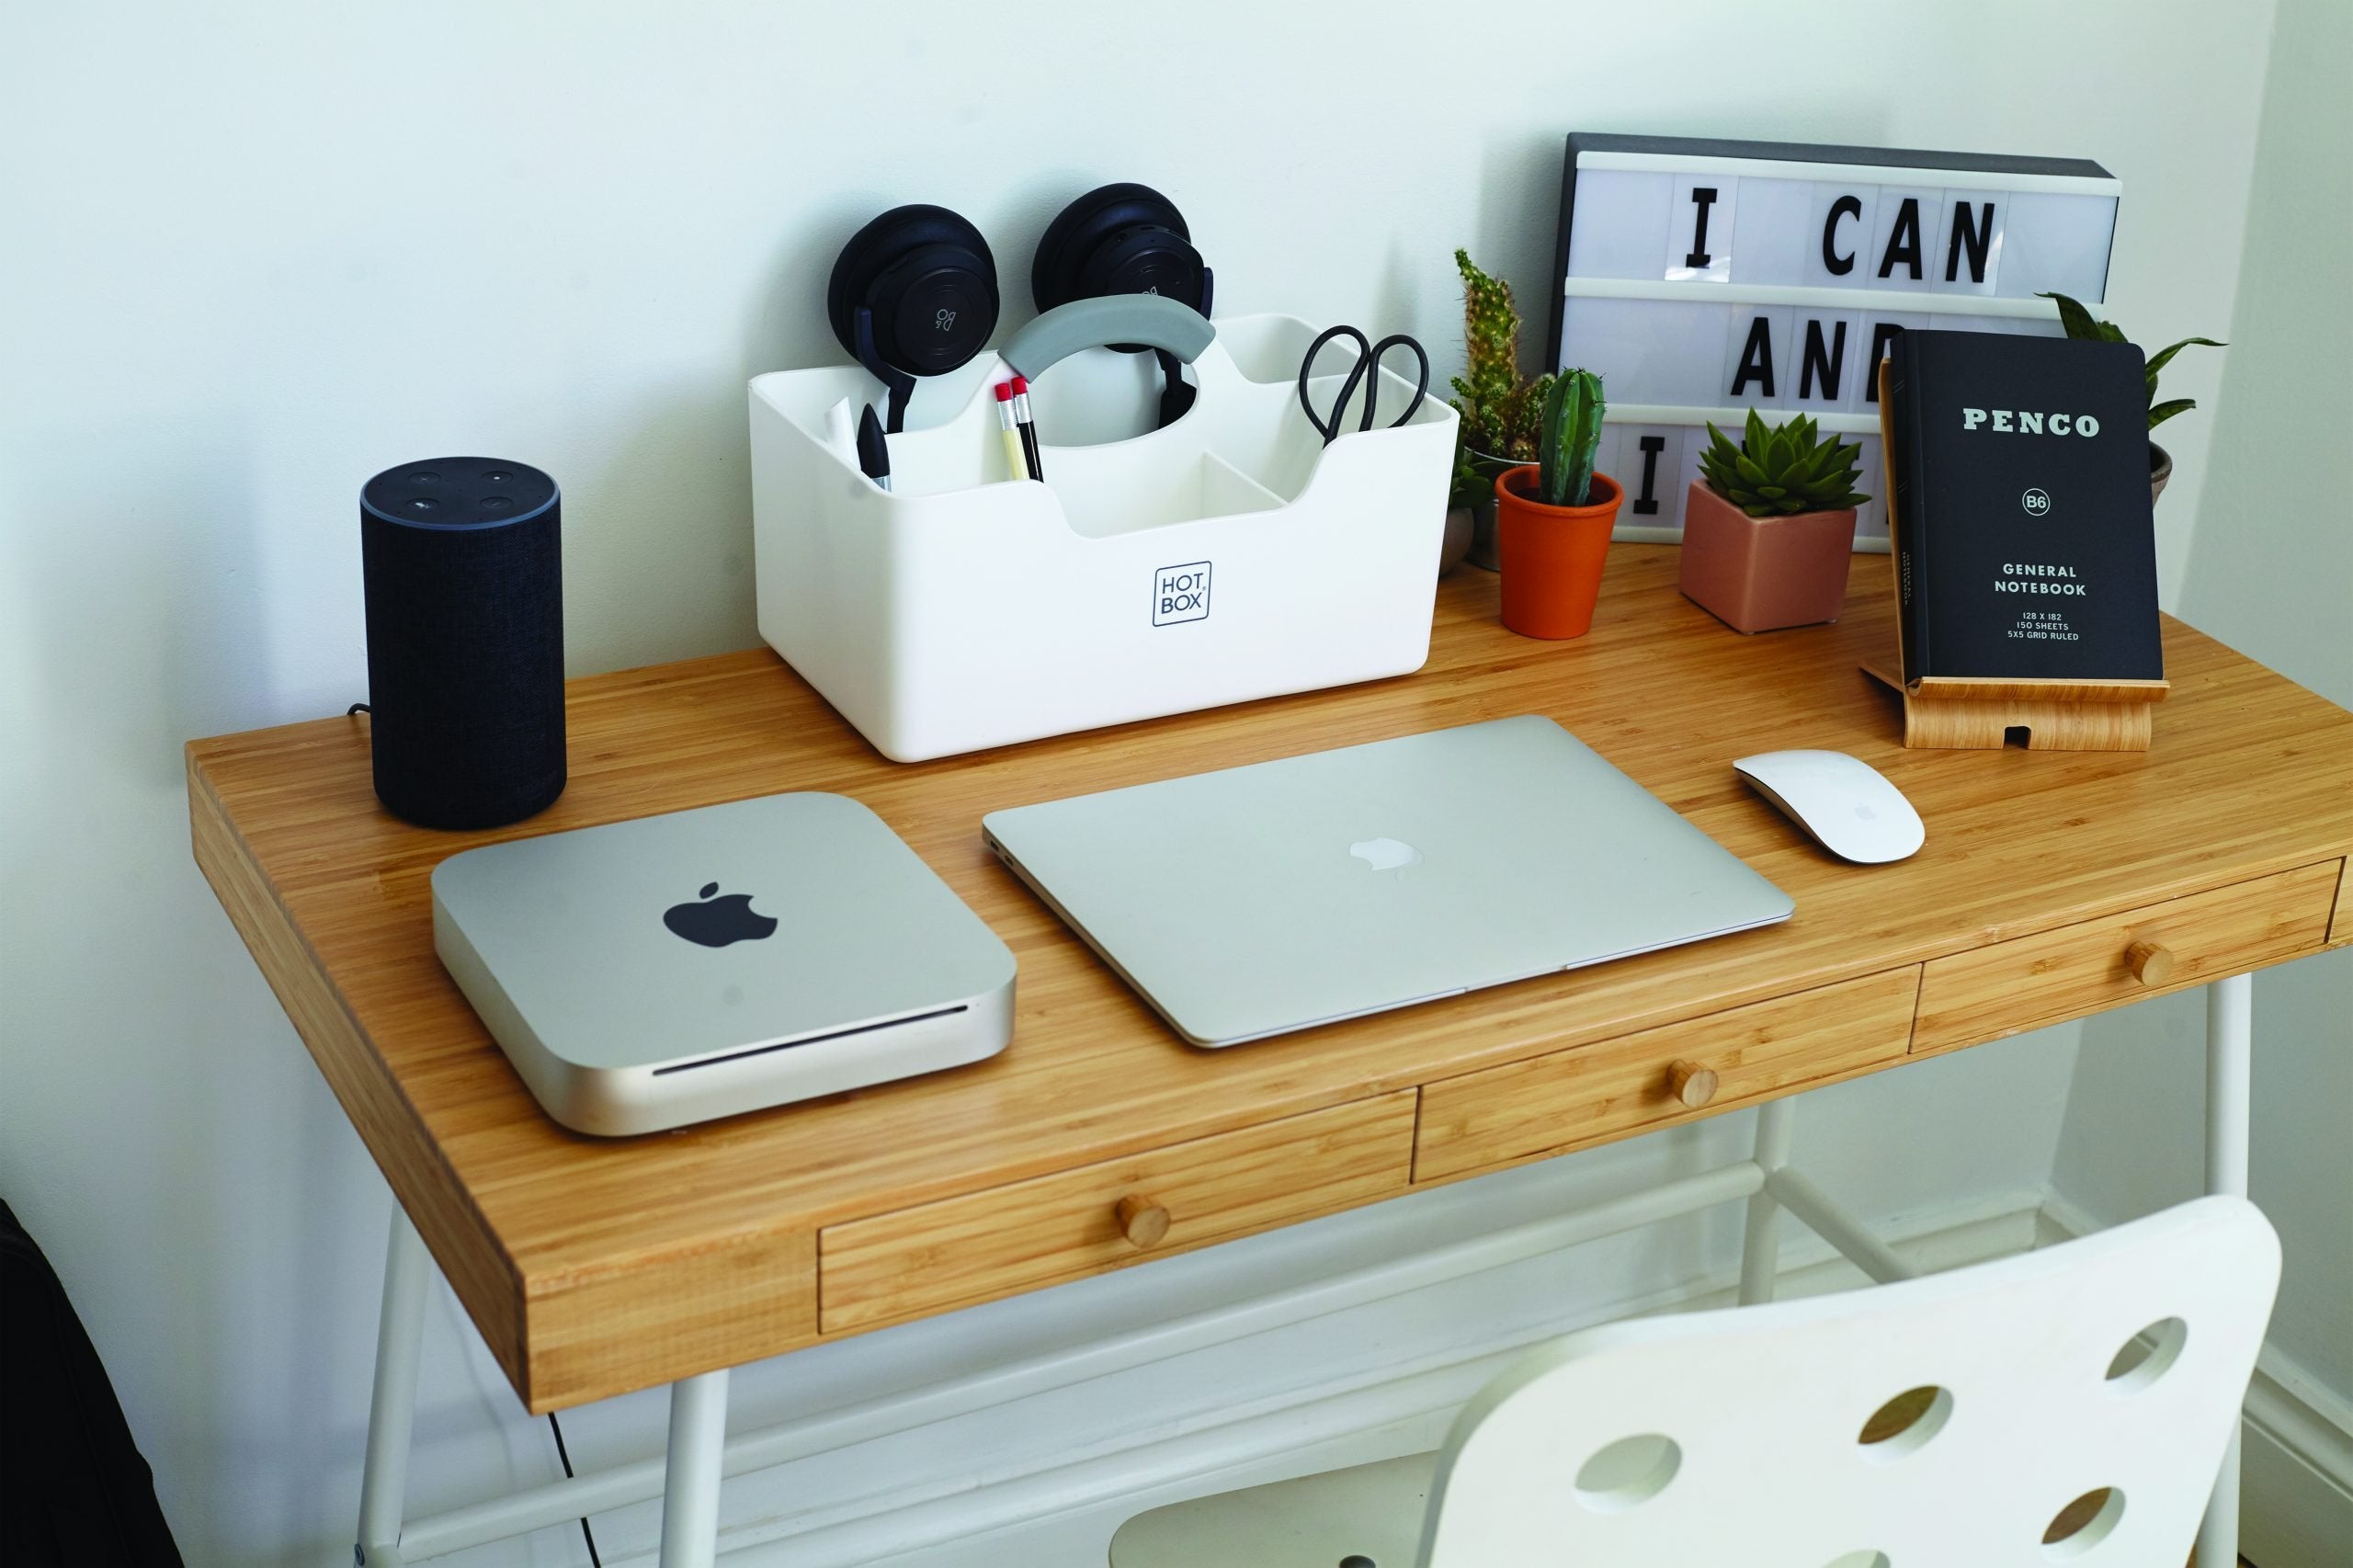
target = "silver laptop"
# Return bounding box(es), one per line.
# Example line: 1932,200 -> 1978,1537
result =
434,792 -> 1016,1135
982,716 -> 1790,1047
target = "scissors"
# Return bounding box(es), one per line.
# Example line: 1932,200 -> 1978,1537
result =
1296,324 -> 1430,446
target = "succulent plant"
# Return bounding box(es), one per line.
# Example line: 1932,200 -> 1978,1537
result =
1448,249 -> 1555,506
1699,411 -> 1870,517
1538,369 -> 1606,507
2040,291 -> 2223,431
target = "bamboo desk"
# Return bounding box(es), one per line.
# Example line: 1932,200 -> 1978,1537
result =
187,546 -> 2353,1568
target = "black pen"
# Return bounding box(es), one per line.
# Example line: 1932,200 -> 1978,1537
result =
857,403 -> 892,492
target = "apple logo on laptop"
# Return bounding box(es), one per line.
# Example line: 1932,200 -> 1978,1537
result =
663,881 -> 778,948
1348,837 -> 1423,872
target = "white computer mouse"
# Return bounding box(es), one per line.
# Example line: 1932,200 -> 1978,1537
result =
1733,749 -> 1925,864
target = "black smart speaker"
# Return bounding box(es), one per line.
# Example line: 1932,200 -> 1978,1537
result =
360,458 -> 565,830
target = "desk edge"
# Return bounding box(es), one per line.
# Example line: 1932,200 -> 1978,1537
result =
185,746 -> 534,1400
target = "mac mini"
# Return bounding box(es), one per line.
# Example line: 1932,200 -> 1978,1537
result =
432,792 -> 1015,1136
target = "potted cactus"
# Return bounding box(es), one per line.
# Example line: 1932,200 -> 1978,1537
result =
1680,411 -> 1870,634
1496,369 -> 1620,640
2040,291 -> 2222,504
1448,249 -> 1555,572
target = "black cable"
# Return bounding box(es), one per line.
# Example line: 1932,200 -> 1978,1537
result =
545,1412 -> 603,1568
347,702 -> 371,716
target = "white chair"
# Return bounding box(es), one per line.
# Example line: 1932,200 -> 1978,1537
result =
1109,1196 -> 2278,1568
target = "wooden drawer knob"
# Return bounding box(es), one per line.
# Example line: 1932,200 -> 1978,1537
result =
2124,938 -> 2177,987
1115,1194 -> 1171,1249
1666,1059 -> 1720,1108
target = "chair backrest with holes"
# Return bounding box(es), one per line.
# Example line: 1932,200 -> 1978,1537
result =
1417,1196 -> 2279,1568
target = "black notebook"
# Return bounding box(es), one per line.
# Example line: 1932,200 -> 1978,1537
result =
1883,331 -> 2163,684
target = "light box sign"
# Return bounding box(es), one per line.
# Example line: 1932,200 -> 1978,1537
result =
1544,134 -> 2120,551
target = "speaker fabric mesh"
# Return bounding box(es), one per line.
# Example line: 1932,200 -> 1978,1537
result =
360,459 -> 565,829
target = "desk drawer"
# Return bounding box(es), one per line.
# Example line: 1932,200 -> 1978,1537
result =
819,1090 -> 1415,1334
1913,861 -> 2341,1054
1415,968 -> 1919,1186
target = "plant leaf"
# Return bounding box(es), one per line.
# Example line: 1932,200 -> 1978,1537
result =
2147,397 -> 2196,429
2039,291 -> 2104,342
2143,336 -> 2225,382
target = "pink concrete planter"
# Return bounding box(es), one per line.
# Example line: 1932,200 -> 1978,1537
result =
1678,481 -> 1858,634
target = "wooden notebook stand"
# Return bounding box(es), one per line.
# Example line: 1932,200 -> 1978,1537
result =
1861,664 -> 2165,750
1870,361 -> 2167,751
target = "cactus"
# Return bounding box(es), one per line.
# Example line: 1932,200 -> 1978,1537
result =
1450,248 -> 1524,454
1538,369 -> 1606,507
1448,250 -> 1554,506
1699,410 -> 1870,517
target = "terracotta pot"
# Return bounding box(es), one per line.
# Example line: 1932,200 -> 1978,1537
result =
2150,441 -> 2173,506
1678,482 -> 1857,634
1495,467 -> 1622,640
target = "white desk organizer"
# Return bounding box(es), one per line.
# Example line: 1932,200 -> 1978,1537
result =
749,312 -> 1456,761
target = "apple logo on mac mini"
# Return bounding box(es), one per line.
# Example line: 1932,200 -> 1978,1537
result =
663,882 -> 779,948
1348,837 -> 1423,872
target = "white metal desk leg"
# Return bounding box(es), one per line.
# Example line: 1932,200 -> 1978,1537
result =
1738,1097 -> 1796,1304
358,1208 -> 430,1567
2200,971 -> 2254,1568
659,1369 -> 731,1568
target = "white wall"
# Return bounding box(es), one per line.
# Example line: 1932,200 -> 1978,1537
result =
2053,2 -> 2353,1557
0,4 -> 2288,1564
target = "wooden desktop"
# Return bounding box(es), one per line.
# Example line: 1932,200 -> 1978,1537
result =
187,545 -> 2352,1566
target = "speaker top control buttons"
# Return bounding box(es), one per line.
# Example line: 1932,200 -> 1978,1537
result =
363,457 -> 557,530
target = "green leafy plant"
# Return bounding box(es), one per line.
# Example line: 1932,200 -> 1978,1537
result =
2040,291 -> 2224,431
1448,249 -> 1555,507
1537,369 -> 1606,506
1699,411 -> 1870,517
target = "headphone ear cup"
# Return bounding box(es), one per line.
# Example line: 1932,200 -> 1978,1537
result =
1030,183 -> 1207,323
827,205 -> 1000,374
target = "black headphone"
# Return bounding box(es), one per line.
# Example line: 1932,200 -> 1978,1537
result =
1032,183 -> 1212,427
826,204 -> 1000,433
827,186 -> 1211,433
